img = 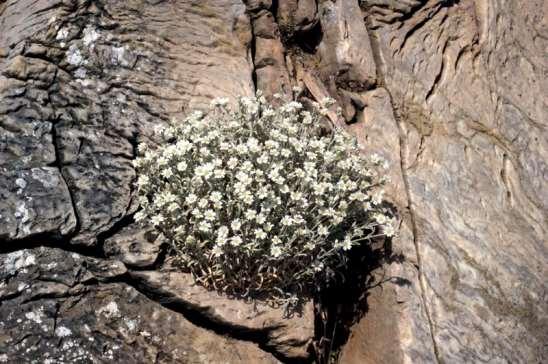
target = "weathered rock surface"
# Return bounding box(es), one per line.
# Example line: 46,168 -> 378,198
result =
0,167 -> 77,240
317,0 -> 377,90
103,225 -> 163,269
1,0 -> 546,363
0,248 -> 280,363
339,0 -> 548,362
130,268 -> 314,360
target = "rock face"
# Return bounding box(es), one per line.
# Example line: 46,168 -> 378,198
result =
0,248 -> 279,363
130,269 -> 314,360
338,0 -> 548,363
1,0 -> 546,363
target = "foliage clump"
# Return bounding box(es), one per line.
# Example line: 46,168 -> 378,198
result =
133,93 -> 395,306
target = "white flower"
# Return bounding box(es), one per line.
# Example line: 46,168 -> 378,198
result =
210,191 -> 223,204
161,168 -> 173,179
167,203 -> 179,212
231,219 -> 242,231
342,236 -> 353,251
195,163 -> 214,179
236,171 -> 252,185
371,153 -> 383,164
312,261 -> 324,272
211,97 -> 229,107
290,191 -> 303,201
175,140 -> 192,154
177,161 -> 187,171
383,222 -> 396,237
242,191 -> 254,205
257,154 -> 269,164
246,138 -> 261,153
137,175 -> 149,187
318,225 -> 329,236
320,97 -> 335,107
214,169 -> 226,179
245,209 -> 257,221
302,112 -> 313,125
254,229 -> 267,239
280,185 -> 290,194
257,187 -> 269,199
154,125 -> 165,135
280,216 -> 293,226
186,194 -> 198,204
227,157 -> 239,169
212,245 -> 223,257
255,214 -> 266,224
372,190 -> 384,205
157,156 -> 168,166
230,236 -> 243,246
374,213 -> 388,224
134,211 -> 146,221
270,245 -> 282,258
204,209 -> 216,221
198,221 -> 212,232
137,143 -> 148,153
216,226 -> 229,245
198,198 -> 208,208
236,143 -> 249,154
151,215 -> 164,226
217,226 -> 229,237
304,161 -> 315,173
233,182 -> 246,195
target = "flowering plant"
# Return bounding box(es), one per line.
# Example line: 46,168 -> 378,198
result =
133,93 -> 395,306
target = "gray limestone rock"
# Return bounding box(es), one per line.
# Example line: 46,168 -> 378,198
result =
0,248 -> 280,364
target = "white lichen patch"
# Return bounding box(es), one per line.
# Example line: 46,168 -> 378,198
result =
111,46 -> 130,67
17,282 -> 29,291
55,326 -> 72,338
3,250 -> 36,274
56,28 -> 69,41
83,27 -> 100,46
124,318 -> 138,331
45,262 -> 58,270
25,310 -> 43,324
98,301 -> 120,319
74,68 -> 87,79
14,201 -> 30,223
15,178 -> 27,194
31,168 -> 58,188
66,44 -> 85,66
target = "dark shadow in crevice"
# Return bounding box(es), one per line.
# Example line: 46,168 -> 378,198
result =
293,21 -> 323,54
312,202 -> 400,363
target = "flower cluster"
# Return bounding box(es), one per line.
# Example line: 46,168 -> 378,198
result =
133,94 -> 395,304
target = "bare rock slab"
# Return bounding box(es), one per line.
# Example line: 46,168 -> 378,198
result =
317,0 -> 376,89
130,269 -> 314,360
